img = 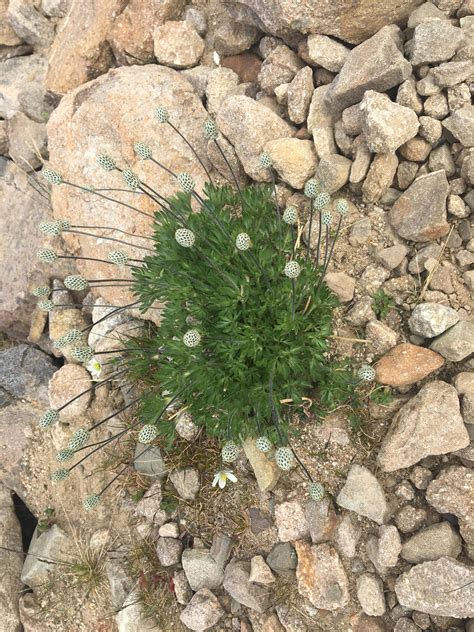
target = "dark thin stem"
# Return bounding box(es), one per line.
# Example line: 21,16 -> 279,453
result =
268,369 -> 284,444
93,347 -> 155,356
57,255 -> 125,266
65,229 -> 154,252
291,225 -> 295,257
88,398 -> 141,432
72,224 -> 153,241
269,169 -> 281,240
98,464 -> 129,496
307,199 -> 315,260
213,139 -> 244,202
150,157 -> 176,179
57,370 -> 126,412
286,437 -> 313,482
317,216 -> 342,291
81,301 -> 140,332
323,224 -> 330,268
291,278 -> 296,321
63,181 -> 154,219
167,120 -> 214,184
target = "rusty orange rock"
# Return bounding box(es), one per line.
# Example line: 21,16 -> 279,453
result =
375,343 -> 444,386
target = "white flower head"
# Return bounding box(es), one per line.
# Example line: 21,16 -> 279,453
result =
86,357 -> 102,380
212,469 -> 237,489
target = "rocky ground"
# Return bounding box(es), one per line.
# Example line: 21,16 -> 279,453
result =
0,0 -> 473,631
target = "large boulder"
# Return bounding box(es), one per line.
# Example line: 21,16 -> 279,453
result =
47,65 -> 213,306
226,0 -> 423,45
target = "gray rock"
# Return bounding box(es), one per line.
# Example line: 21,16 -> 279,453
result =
360,91 -> 419,153
377,381 -> 469,472
349,217 -> 371,246
258,44 -> 304,95
305,498 -> 337,544
179,588 -> 224,631
134,480 -> 167,526
324,272 -> 355,303
362,153 -> 398,203
7,0 -> 55,49
346,297 -> 376,327
428,144 -> 455,176
181,535 -> 231,591
275,500 -> 310,542
448,81 -> 472,112
409,465 -> 433,490
356,573 -> 386,616
156,537 -> 183,567
249,555 -> 275,584
335,514 -> 361,558
153,21 -> 204,69
408,303 -> 460,338
216,95 -> 294,181
175,410 -> 199,441
42,0 -> 71,18
173,569 -> 193,605
306,34 -> 350,72
423,92 -> 449,120
407,1 -> 447,27
0,344 -> 55,406
360,264 -> 391,296
223,559 -> 270,613
443,105 -> 474,147
365,320 -> 398,355
375,245 -> 408,271
397,78 -> 423,114
21,525 -> 70,587
431,60 -> 474,88
327,26 -> 412,110
430,319 -> 474,361
115,588 -> 150,632
264,137 -> 317,189
350,140 -> 371,184
0,485 -> 23,632
426,466 -> 474,546
287,66 -> 313,124
395,557 -> 474,617
7,112 -> 47,171
205,67 -> 240,116
336,464 -> 390,525
419,115 -> 443,145
409,21 -> 464,65
401,522 -> 462,563
169,467 -> 200,501
389,170 -> 449,242
366,525 -> 402,573
133,443 -> 167,479
213,21 -> 258,56
395,506 -> 427,534
266,542 -> 297,574
314,154 -> 351,194
88,298 -> 135,348
158,522 -> 179,538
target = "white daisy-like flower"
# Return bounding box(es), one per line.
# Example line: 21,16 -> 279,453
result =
86,357 -> 102,380
212,470 -> 237,489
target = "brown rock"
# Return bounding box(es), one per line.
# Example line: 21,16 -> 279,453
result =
399,137 -> 432,162
48,364 -> 92,422
375,343 -> 444,387
258,44 -> 304,95
0,0 -> 21,46
222,52 -> 262,83
47,65 -> 212,307
213,20 -> 259,56
295,541 -> 349,610
264,138 -> 317,189
226,0 -> 422,45
362,153 -> 398,204
153,21 -> 204,69
46,0 -> 124,95
287,66 -> 313,124
109,0 -> 185,64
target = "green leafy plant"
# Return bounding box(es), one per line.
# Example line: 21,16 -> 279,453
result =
372,289 -> 395,320
37,507 -> 56,533
370,386 -> 394,406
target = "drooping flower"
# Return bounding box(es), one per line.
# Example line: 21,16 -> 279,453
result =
203,119 -> 218,140
283,206 -> 298,225
177,172 -> 195,193
133,142 -> 152,160
304,178 -> 318,199
84,494 -> 101,511
96,154 -> 117,171
154,106 -> 169,123
86,357 -> 102,380
275,447 -> 294,471
309,481 -> 325,501
212,470 -> 237,489
37,248 -> 58,263
65,275 -> 88,291
138,424 -> 158,444
256,436 -> 272,453
259,152 -> 272,169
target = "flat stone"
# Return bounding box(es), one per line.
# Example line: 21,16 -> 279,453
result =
430,319 -> 474,361
48,364 -> 92,421
360,91 -> 419,153
362,153 -> 398,204
395,557 -> 474,617
249,555 -> 275,585
336,464 -> 389,525
366,525 -> 402,573
179,588 -> 224,632
409,21 -> 464,66
0,344 -> 55,407
350,141 -> 371,184
134,443 -> 167,480
324,272 -> 355,303
375,244 -> 408,270
356,573 -> 386,616
275,500 -> 310,542
159,522 -> 179,538
169,467 -> 200,501
365,320 -> 398,356
153,21 -> 204,69
295,541 -> 349,610
305,499 -> 337,544
181,547 -> 225,592
156,537 -> 183,566
306,34 -> 350,72
223,559 -> 270,613
217,95 -> 294,181
426,466 -> 474,545
408,303 -> 460,338
401,522 -> 462,563
266,543 -> 297,574
287,66 -> 313,124
264,138 -> 317,189
443,105 -> 474,147
327,26 -> 412,110
242,438 -> 280,492
389,171 -> 450,242
375,343 -> 444,387
377,381 -> 469,472
21,525 -> 70,587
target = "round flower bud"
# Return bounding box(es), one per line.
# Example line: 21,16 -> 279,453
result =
235,233 -> 251,251
122,169 -> 140,190
309,482 -> 325,501
68,428 -> 90,451
177,172 -> 195,193
358,364 -> 376,381
321,210 -> 333,226
96,154 -> 116,171
283,206 -> 298,225
39,220 -> 61,236
138,424 -> 158,444
134,142 -> 152,160
37,248 -> 58,263
57,218 -> 71,230
71,346 -> 94,363
32,286 -> 51,297
259,152 -> 272,169
275,447 -> 294,471
221,441 -> 239,463
203,119 -> 218,140
175,228 -> 195,248
183,329 -> 201,348
56,448 -> 74,463
51,468 -> 69,482
284,261 -> 301,279
154,106 -> 169,123
84,494 -> 100,511
108,250 -> 129,265
304,179 -> 318,199
256,436 -> 272,453
43,167 -> 63,185
38,300 -> 54,312
64,275 -> 88,291
335,198 -> 349,216
39,409 -> 59,428
314,192 -> 331,210
54,329 -> 82,349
